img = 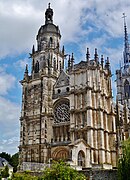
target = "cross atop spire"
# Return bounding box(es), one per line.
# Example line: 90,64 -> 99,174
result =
48,3 -> 50,8
122,13 -> 126,25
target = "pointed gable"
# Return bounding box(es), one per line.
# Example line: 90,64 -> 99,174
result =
55,70 -> 69,88
69,139 -> 90,149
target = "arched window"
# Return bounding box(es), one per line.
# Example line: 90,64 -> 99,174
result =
35,61 -> 39,73
50,37 -> 53,43
31,149 -> 35,162
78,150 -> 85,167
58,89 -> 61,93
60,61 -> 62,72
54,57 -> 56,71
124,79 -> 130,98
66,87 -> 70,92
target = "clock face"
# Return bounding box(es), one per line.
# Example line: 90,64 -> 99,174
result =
54,101 -> 70,123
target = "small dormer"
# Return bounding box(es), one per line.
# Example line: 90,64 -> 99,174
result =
53,70 -> 70,99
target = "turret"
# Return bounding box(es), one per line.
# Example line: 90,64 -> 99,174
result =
68,55 -> 71,69
24,64 -> 28,80
101,55 -> 104,68
105,57 -> 111,73
86,48 -> 90,62
94,48 -> 98,63
71,53 -> 74,68
32,45 -> 35,54
45,3 -> 53,24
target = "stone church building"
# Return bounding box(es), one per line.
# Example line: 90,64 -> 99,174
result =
19,4 -> 130,171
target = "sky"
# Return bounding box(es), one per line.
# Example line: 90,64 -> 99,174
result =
0,0 -> 130,155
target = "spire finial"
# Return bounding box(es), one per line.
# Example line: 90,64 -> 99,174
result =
105,57 -> 111,72
122,13 -> 130,66
101,55 -> 104,68
122,13 -> 126,25
32,45 -> 35,54
94,48 -> 98,62
62,45 -> 65,54
24,64 -> 28,79
68,55 -> 71,68
48,3 -> 50,8
71,53 -> 74,68
25,64 -> 28,73
45,3 -> 53,24
86,48 -> 90,61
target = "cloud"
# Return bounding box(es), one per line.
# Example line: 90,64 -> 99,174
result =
14,58 -> 31,70
0,0 -> 129,59
0,96 -> 20,154
0,137 -> 19,155
0,66 -> 20,154
0,68 -> 16,95
0,0 -> 44,58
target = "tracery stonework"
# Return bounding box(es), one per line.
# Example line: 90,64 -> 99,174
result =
52,147 -> 69,160
19,4 -> 130,171
54,101 -> 70,123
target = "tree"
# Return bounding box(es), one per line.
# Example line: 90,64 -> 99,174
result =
42,161 -> 87,180
1,165 -> 9,178
118,138 -> 130,180
12,161 -> 87,180
0,152 -> 19,172
10,153 -> 19,172
12,172 -> 39,180
0,152 -> 11,163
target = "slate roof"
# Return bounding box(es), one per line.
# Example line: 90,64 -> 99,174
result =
0,157 -> 12,168
54,70 -> 69,88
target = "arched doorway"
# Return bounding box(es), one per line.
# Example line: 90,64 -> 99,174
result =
78,150 -> 85,167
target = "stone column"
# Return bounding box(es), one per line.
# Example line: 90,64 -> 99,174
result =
87,109 -> 92,127
86,148 -> 91,167
87,90 -> 92,107
87,129 -> 93,147
80,93 -> 83,109
98,130 -> 105,164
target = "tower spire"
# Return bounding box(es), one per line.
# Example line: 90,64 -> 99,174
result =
122,13 -> 130,66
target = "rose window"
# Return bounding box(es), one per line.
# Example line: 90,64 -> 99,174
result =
54,101 -> 70,123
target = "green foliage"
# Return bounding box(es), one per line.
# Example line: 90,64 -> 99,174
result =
42,161 -> 87,180
12,172 -> 40,180
0,152 -> 11,162
0,152 -> 19,172
10,153 -> 19,172
1,165 -> 9,178
12,161 -> 87,180
118,138 -> 130,180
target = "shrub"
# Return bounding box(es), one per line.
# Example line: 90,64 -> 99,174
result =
42,161 -> 87,180
118,138 -> 130,180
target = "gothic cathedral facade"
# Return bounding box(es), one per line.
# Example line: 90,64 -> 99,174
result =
19,4 -> 119,171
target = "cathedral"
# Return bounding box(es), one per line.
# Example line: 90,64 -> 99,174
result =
19,4 -> 130,171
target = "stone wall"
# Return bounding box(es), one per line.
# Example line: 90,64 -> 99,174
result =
81,169 -> 117,180
20,162 -> 49,171
19,168 -> 117,180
